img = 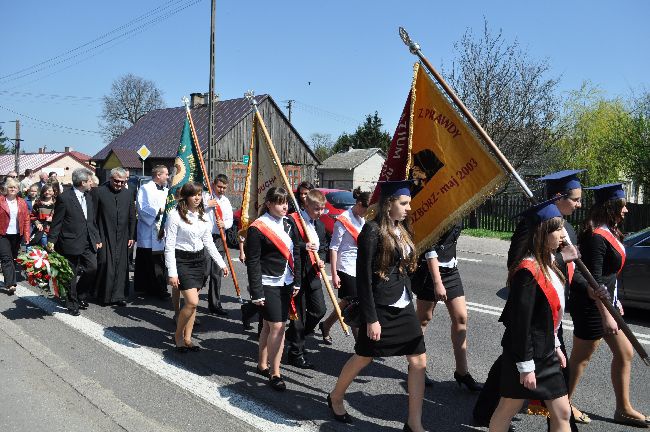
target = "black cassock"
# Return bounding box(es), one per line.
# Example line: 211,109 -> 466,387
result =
93,185 -> 136,304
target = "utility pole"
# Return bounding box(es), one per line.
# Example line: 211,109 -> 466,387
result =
207,0 -> 216,181
14,120 -> 21,174
286,99 -> 294,123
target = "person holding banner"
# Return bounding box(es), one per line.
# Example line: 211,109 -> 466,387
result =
320,187 -> 370,342
328,180 -> 426,431
489,199 -> 572,432
567,184 -> 649,428
285,189 -> 327,369
203,174 -> 233,316
164,182 -> 228,352
245,186 -> 302,391
412,221 -> 482,391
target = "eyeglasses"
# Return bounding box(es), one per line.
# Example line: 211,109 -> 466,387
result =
111,179 -> 126,184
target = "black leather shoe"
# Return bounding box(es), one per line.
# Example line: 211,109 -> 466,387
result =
68,308 -> 80,316
78,300 -> 89,309
115,300 -> 127,307
454,371 -> 483,391
157,291 -> 171,300
210,307 -> 228,316
269,375 -> 286,391
424,370 -> 435,387
288,356 -> 315,369
327,394 -> 353,424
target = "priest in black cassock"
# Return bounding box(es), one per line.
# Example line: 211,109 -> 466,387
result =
93,167 -> 136,306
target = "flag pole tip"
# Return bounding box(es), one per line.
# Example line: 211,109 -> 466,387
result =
398,27 -> 420,54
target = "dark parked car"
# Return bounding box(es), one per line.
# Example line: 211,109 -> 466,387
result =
619,227 -> 650,310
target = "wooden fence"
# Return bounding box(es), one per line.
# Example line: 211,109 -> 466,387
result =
463,195 -> 650,234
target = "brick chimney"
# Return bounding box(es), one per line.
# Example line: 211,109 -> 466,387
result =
190,92 -> 205,108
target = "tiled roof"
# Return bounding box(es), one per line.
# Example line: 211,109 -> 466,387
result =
0,152 -> 92,175
319,148 -> 385,170
108,147 -> 143,169
92,94 -> 268,161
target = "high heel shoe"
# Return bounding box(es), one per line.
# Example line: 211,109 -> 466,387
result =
318,322 -> 333,345
454,371 -> 483,391
403,423 -> 413,432
327,394 -> 353,424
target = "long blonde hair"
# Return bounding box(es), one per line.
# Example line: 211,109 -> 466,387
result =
374,194 -> 417,279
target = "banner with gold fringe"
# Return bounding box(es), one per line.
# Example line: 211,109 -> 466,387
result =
373,63 -> 507,253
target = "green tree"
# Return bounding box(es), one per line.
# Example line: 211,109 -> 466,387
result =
624,92 -> 650,202
309,133 -> 334,162
0,126 -> 11,154
554,82 -> 631,185
332,112 -> 391,154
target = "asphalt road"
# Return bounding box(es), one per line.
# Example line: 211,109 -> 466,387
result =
0,235 -> 648,432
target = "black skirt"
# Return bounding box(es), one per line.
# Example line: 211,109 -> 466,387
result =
499,349 -> 567,401
176,249 -> 206,291
570,296 -> 605,340
355,301 -> 425,357
337,271 -> 357,299
412,266 -> 464,302
261,284 -> 293,323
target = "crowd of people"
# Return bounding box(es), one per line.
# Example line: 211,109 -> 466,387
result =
0,164 -> 647,432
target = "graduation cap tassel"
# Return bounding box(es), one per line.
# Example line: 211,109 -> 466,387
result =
399,27 -> 650,367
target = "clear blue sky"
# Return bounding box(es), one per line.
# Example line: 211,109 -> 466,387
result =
1,0 -> 649,159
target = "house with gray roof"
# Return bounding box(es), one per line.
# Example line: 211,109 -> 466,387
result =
92,93 -> 319,207
318,147 -> 385,191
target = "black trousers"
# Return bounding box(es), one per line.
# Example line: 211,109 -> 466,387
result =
473,326 -> 578,431
63,246 -> 97,311
0,234 -> 21,288
205,233 -> 224,310
286,277 -> 326,358
134,247 -> 167,295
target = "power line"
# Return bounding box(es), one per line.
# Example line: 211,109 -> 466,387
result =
0,90 -> 102,102
0,0 -> 204,86
284,100 -> 361,126
0,104 -> 101,134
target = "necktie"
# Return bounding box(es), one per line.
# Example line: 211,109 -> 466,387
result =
156,183 -> 165,191
79,192 -> 87,219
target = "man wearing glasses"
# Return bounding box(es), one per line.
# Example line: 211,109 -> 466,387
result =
92,167 -> 136,306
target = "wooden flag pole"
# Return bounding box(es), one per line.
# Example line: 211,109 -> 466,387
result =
183,101 -> 243,302
398,27 -> 649,366
246,93 -> 350,336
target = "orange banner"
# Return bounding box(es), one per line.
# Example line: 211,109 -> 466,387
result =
377,63 -> 506,253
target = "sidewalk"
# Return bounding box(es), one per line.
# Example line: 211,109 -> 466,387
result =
457,233 -> 510,257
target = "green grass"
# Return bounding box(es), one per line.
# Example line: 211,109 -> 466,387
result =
462,228 -> 513,241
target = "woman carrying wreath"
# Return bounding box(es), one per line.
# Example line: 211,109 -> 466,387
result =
0,177 -> 31,295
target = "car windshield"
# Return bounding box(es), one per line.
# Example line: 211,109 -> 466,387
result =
625,227 -> 650,245
326,191 -> 355,210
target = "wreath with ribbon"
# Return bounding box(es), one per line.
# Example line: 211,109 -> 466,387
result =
16,247 -> 73,298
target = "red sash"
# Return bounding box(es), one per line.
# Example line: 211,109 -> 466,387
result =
336,213 -> 360,244
289,212 -> 320,277
567,262 -> 575,285
250,219 -> 294,272
593,228 -> 626,274
515,259 -> 562,329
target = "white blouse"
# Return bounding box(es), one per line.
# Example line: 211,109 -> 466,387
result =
389,229 -> 412,308
329,208 -> 364,276
6,199 -> 18,235
257,212 -> 294,287
164,208 -> 226,278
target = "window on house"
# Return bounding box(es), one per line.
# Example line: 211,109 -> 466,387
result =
285,166 -> 301,191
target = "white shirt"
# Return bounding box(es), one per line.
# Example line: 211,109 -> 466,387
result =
6,199 -> 18,234
73,187 -> 88,219
164,208 -> 226,278
257,212 -> 294,287
136,181 -> 168,251
424,249 -> 458,268
329,208 -> 364,277
204,192 -> 233,234
516,255 -> 565,374
389,229 -> 412,308
299,209 -> 319,249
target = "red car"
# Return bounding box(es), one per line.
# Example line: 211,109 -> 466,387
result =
231,187 -> 356,236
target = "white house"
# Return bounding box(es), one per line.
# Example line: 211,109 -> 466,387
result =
318,148 -> 385,191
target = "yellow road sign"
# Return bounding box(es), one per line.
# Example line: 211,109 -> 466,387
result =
137,145 -> 151,160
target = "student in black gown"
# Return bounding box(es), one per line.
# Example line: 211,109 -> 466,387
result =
568,183 -> 648,428
245,187 -> 302,391
328,180 -> 426,432
490,199 -> 571,432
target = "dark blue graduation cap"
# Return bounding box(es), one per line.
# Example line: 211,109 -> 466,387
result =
516,196 -> 563,224
378,180 -> 414,198
585,183 -> 625,205
537,169 -> 585,196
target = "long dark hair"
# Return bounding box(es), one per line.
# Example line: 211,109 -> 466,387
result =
508,216 -> 565,284
580,198 -> 626,242
177,182 -> 206,224
374,194 -> 417,279
258,186 -> 289,217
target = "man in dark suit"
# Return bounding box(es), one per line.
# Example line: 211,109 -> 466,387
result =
285,189 -> 328,369
48,168 -> 102,316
